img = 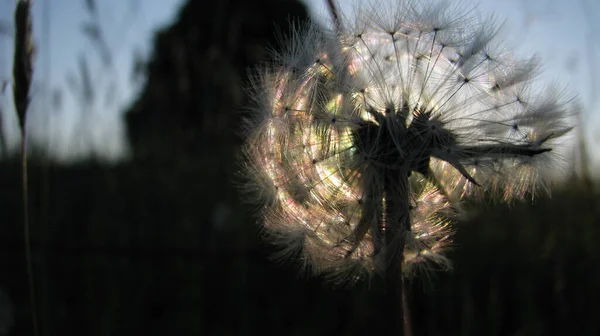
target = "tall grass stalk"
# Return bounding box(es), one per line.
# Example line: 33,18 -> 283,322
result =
12,1 -> 38,335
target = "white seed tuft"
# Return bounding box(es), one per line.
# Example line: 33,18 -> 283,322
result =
240,0 -> 577,284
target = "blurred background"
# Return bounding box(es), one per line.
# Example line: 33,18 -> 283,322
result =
0,0 -> 599,335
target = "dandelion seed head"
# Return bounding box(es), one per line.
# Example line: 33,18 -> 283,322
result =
241,0 -> 577,284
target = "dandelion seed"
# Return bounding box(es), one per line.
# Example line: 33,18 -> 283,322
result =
240,0 -> 576,284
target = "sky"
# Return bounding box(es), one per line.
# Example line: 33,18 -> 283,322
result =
0,0 -> 599,173
0,0 -> 183,162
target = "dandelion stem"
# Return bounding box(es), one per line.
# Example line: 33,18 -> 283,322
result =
402,280 -> 413,336
381,168 -> 410,336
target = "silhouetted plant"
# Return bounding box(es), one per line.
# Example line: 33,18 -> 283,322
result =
12,0 -> 37,335
241,0 -> 577,333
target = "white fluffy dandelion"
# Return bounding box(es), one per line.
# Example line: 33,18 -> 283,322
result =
240,0 -> 576,284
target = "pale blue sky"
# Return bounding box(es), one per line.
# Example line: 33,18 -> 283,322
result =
0,0 -> 183,162
0,0 -> 599,173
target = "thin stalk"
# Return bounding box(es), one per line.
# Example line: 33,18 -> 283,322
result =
402,279 -> 413,336
381,168 -> 410,336
575,107 -> 592,189
0,109 -> 6,159
20,132 -> 38,336
12,1 -> 38,335
325,0 -> 342,34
